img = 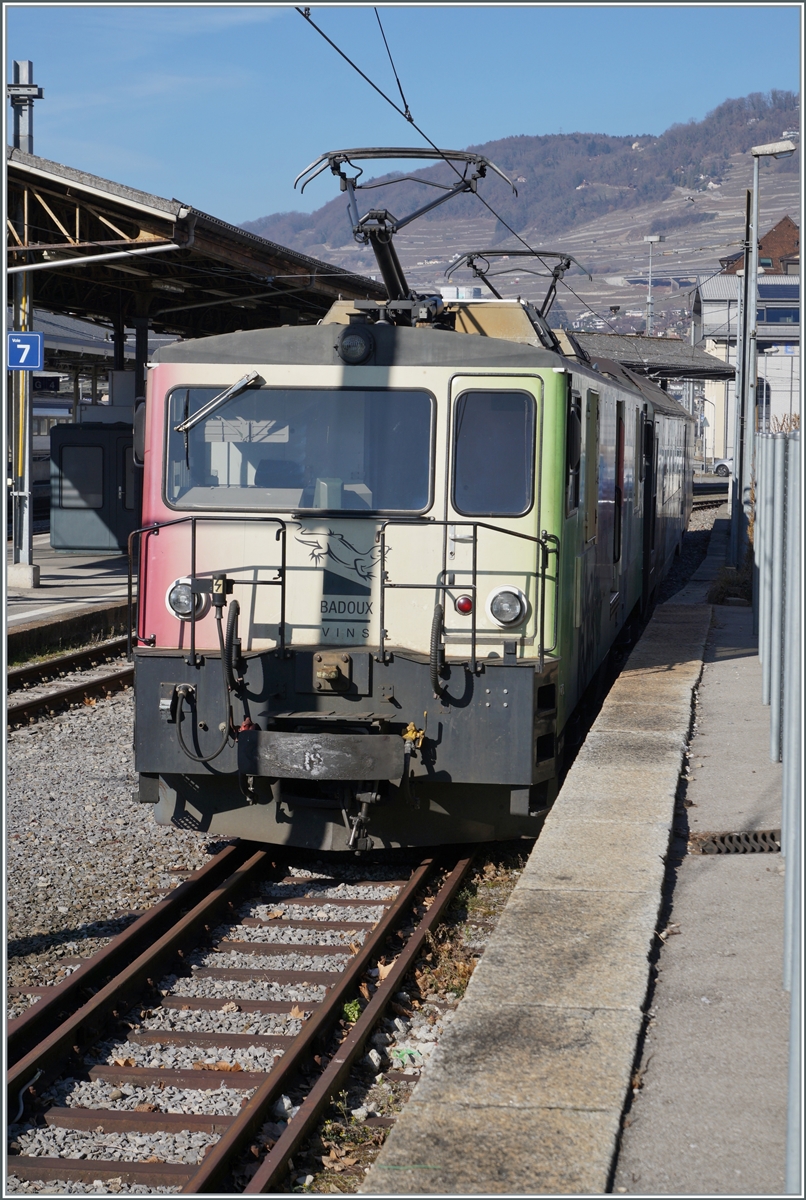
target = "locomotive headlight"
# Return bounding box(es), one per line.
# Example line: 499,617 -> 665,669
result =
486,586 -> 527,628
336,324 -> 374,364
165,577 -> 206,621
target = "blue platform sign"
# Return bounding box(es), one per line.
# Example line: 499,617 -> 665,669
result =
7,331 -> 44,371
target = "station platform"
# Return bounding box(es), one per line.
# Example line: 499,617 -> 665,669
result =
362,518 -> 790,1195
6,534 -> 129,628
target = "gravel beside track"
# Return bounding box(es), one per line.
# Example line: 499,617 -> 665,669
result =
6,692 -> 217,999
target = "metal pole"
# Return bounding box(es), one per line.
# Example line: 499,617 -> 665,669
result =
782,432 -> 800,979
8,60 -> 41,586
759,435 -> 773,683
782,435 -> 801,1195
647,240 -> 653,336
740,156 -> 760,564
730,193 -> 751,567
769,434 -> 786,762
11,192 -> 34,570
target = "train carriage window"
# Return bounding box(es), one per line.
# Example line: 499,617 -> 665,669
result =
566,390 -> 582,515
614,401 -> 625,563
584,391 -> 599,543
165,387 -> 433,514
452,390 -> 535,516
60,445 -> 103,509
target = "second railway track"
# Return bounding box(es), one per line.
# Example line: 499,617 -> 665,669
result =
7,841 -> 474,1194
7,637 -> 133,727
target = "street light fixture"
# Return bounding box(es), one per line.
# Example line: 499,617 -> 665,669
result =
732,138 -> 797,564
644,235 -> 665,335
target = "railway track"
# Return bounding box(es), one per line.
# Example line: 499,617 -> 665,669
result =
692,480 -> 729,509
7,841 -> 474,1193
7,637 -> 132,726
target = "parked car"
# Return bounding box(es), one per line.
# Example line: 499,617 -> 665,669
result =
713,457 -> 733,478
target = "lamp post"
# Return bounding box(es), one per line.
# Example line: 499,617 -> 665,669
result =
644,235 -> 665,335
735,139 -> 797,563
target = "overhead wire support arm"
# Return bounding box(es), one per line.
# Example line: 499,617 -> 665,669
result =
294,149 -> 517,304
445,249 -> 592,316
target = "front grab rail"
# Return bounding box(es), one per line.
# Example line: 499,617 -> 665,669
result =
374,518 -> 560,674
127,515 -> 287,664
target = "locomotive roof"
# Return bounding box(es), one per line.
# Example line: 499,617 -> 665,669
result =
151,323 -> 562,370
151,322 -> 692,420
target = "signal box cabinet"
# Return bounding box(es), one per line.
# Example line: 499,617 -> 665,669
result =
50,423 -> 141,553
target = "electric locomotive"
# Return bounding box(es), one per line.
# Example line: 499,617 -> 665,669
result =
131,149 -> 693,851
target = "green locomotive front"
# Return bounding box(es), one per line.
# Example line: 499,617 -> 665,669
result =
132,297 -> 692,851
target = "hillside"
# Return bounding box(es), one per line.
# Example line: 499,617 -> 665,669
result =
243,90 -> 799,332
245,91 -> 797,244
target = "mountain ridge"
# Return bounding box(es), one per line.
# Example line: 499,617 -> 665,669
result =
242,90 -> 799,258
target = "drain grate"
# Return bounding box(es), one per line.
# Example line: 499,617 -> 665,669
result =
688,829 -> 781,855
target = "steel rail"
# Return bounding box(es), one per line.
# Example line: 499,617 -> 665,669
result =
7,847 -> 274,1113
181,855 -> 440,1194
7,841 -> 252,1067
7,665 -> 134,724
8,636 -> 129,689
243,853 -> 475,1195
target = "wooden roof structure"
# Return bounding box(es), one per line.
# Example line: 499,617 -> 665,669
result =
7,148 -> 386,339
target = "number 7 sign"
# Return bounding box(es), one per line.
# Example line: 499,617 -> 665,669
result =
7,332 -> 44,371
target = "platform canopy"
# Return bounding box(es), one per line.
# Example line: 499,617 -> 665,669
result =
572,331 -> 735,382
7,147 -> 386,339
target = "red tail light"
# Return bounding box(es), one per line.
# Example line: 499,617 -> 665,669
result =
455,595 -> 473,615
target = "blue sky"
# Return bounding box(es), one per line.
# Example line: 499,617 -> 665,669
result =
5,4 -> 802,227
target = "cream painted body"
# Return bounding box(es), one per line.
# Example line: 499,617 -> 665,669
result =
141,360 -> 548,660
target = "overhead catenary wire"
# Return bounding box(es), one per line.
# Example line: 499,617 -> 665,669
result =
374,8 -> 412,122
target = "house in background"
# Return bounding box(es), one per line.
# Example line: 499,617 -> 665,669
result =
719,215 -> 800,275
692,216 -> 800,465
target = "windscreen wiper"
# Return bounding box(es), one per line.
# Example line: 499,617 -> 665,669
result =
174,371 -> 263,434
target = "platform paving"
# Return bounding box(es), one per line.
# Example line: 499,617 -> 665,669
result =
6,533 -> 129,627
362,521 -> 788,1195
612,605 -> 788,1196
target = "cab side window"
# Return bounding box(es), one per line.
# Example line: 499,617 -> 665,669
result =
566,389 -> 582,515
452,390 -> 535,516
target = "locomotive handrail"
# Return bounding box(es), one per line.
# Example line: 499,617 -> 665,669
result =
372,517 -> 558,674
127,514 -> 287,664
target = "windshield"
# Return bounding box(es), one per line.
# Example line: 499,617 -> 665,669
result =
165,386 -> 433,512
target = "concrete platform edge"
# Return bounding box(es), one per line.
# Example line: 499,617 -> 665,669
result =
360,602 -> 713,1196
7,601 -> 131,662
